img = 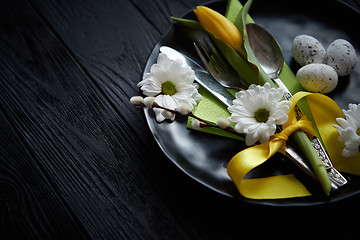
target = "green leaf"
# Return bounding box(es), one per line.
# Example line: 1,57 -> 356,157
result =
292,130 -> 331,195
225,0 -> 242,22
171,17 -> 204,31
225,0 -> 252,24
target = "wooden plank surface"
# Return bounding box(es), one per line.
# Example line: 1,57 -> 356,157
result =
1,0 -> 360,239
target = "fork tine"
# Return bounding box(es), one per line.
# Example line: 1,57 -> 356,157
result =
208,44 -> 228,74
193,41 -> 218,77
199,39 -> 223,74
199,38 -> 224,73
194,38 -> 246,91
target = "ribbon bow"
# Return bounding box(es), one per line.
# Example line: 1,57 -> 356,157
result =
227,92 -> 343,199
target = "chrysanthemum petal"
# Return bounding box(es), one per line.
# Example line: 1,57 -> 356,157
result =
334,103 -> 360,157
246,132 -> 259,146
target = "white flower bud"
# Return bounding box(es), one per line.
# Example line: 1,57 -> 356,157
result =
130,96 -> 144,106
176,102 -> 192,115
216,117 -> 230,129
144,97 -> 156,108
191,119 -> 202,130
161,110 -> 175,119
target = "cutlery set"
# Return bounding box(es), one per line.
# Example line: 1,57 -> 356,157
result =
159,23 -> 348,192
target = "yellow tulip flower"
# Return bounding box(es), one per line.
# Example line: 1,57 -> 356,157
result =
194,6 -> 244,57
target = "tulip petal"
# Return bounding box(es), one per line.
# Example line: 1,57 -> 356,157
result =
194,6 -> 242,52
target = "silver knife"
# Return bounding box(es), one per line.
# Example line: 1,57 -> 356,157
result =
159,46 -> 341,190
273,77 -> 348,189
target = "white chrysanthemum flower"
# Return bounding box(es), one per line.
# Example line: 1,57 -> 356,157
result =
333,103 -> 360,158
227,82 -> 292,146
138,53 -> 202,122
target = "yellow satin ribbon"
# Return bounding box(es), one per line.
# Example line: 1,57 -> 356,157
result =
292,92 -> 360,175
227,91 -> 359,199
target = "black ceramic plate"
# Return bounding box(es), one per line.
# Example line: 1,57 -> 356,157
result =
142,0 -> 360,206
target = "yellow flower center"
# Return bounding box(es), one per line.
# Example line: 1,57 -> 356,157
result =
357,128 -> 360,136
255,108 -> 270,123
161,81 -> 176,96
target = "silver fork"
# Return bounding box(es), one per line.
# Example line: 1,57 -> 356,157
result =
193,40 -> 245,91
194,38 -> 345,191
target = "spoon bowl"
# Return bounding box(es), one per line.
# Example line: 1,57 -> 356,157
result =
246,23 -> 284,79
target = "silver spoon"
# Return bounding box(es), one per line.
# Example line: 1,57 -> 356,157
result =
246,23 -> 290,98
246,23 -> 347,190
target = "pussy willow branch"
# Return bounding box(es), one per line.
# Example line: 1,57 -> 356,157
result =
151,101 -> 243,137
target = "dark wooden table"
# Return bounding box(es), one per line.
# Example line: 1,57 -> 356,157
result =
1,0 -> 360,239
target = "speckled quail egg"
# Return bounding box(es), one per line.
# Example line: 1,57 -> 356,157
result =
296,63 -> 338,94
292,35 -> 326,66
326,39 -> 357,76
